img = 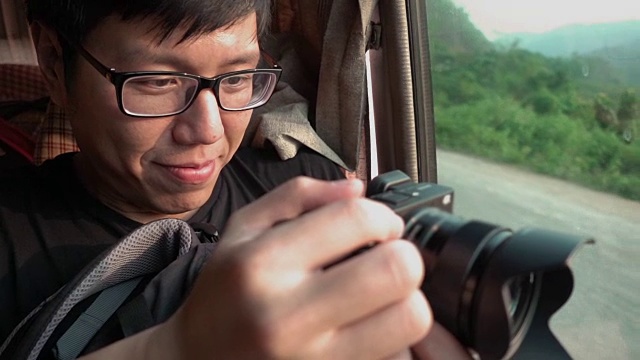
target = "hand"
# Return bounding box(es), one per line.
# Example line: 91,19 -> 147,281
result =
411,322 -> 474,360
164,177 -> 431,359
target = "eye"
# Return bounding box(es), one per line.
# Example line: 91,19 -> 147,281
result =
142,77 -> 179,88
126,75 -> 183,90
222,75 -> 252,87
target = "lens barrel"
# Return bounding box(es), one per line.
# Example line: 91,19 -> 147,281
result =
367,170 -> 592,360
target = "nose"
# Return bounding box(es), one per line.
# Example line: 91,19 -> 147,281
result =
172,89 -> 224,145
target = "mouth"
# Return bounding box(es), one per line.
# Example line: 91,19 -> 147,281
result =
158,160 -> 217,184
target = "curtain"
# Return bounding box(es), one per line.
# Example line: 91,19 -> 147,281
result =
0,0 -> 37,64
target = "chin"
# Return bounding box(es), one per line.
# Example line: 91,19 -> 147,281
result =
161,191 -> 212,215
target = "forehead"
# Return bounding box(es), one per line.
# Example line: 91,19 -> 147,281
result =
84,13 -> 260,69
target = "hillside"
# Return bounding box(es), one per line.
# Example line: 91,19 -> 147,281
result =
495,21 -> 640,58
425,0 -> 491,56
589,39 -> 640,88
426,0 -> 640,201
494,21 -> 640,88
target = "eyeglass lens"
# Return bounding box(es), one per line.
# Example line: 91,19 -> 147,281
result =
121,72 -> 277,116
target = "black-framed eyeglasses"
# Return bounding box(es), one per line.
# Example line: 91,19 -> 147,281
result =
63,35 -> 282,118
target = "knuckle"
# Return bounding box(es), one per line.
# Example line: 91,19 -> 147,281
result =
401,291 -> 432,341
222,244 -> 273,297
380,242 -> 425,294
224,206 -> 256,235
339,198 -> 370,222
339,198 -> 390,226
248,312 -> 301,358
217,253 -> 319,358
341,198 -> 404,238
219,249 -> 300,357
285,176 -> 317,194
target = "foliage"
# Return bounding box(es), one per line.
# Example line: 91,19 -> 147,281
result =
497,22 -> 640,88
426,0 -> 640,200
435,97 -> 640,200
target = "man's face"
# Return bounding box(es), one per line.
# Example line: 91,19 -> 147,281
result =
63,13 -> 261,221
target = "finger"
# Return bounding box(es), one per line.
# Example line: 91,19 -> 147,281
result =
256,197 -> 404,270
272,240 -> 424,344
312,240 -> 423,329
221,177 -> 364,247
324,291 -> 432,360
382,349 -> 413,360
411,322 -> 473,360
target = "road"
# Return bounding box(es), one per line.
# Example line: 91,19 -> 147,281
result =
436,149 -> 640,360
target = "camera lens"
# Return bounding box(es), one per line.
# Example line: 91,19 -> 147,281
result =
402,207 -> 542,353
368,170 -> 590,359
505,273 -> 538,338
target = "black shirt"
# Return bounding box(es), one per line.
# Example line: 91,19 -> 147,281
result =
0,146 -> 345,342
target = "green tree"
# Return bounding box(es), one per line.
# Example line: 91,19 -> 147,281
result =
617,89 -> 638,142
527,89 -> 561,115
618,90 -> 638,120
594,93 -> 619,129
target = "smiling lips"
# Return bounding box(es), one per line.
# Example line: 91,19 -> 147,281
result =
161,161 -> 216,184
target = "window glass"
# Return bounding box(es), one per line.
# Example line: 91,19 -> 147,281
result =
426,0 -> 640,358
0,1 -> 37,64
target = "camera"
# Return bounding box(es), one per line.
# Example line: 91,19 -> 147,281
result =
366,170 -> 593,360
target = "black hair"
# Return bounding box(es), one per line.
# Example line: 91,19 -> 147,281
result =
26,0 -> 271,77
26,0 -> 271,43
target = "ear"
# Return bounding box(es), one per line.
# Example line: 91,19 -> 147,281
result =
30,22 -> 69,106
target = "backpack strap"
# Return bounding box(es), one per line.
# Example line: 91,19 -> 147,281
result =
0,219 -> 197,360
53,277 -> 144,360
116,294 -> 155,338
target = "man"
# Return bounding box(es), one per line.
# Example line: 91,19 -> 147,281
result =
0,0 -> 470,358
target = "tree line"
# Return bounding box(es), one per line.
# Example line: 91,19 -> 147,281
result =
427,0 -> 640,200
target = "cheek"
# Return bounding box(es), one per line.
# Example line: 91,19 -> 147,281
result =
222,112 -> 251,154
68,71 -> 170,158
71,98 -> 171,170
113,123 -> 171,155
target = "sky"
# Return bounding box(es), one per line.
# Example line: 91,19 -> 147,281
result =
451,0 -> 640,40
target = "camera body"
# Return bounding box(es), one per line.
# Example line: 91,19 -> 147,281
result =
367,169 -> 455,216
367,170 -> 592,360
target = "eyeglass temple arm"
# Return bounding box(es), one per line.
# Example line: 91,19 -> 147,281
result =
60,31 -> 276,78
56,31 -> 115,80
260,49 -> 281,69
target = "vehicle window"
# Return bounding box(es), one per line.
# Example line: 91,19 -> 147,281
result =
426,0 -> 640,359
0,1 -> 37,64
